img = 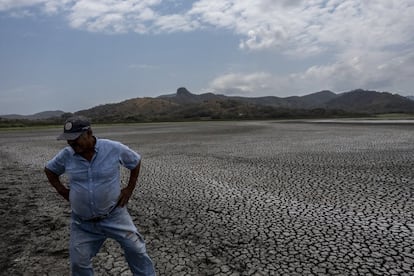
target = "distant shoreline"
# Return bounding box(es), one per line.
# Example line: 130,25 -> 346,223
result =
3,117 -> 414,131
299,118 -> 414,124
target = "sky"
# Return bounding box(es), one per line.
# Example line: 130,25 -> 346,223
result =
0,0 -> 413,115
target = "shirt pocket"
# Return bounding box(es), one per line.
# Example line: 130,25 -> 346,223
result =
94,161 -> 119,182
67,165 -> 89,183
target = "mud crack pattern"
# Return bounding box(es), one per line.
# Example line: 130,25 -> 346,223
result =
0,121 -> 413,275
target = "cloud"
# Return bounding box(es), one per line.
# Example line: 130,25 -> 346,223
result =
295,49 -> 414,93
1,1 -> 412,55
153,13 -> 199,33
66,0 -> 194,33
189,0 -> 414,57
67,0 -> 162,33
190,0 -> 298,51
208,49 -> 414,97
1,0 -> 413,96
0,0 -> 45,11
194,0 -> 414,96
0,0 -> 72,14
209,72 -> 276,96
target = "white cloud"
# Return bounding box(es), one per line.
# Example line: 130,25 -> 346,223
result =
43,0 -> 72,14
189,0 -> 414,57
67,0 -> 162,33
190,0 -> 299,51
209,48 -> 414,97
0,0 -> 72,14
195,0 -> 414,96
1,0 -> 413,96
0,0 -> 46,11
2,1 -> 412,55
294,49 -> 414,93
209,72 -> 276,96
153,13 -> 199,33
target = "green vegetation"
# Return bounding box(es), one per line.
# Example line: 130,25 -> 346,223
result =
0,117 -> 62,129
371,113 -> 414,120
0,109 -> 374,129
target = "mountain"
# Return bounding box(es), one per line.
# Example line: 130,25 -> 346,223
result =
294,90 -> 339,108
2,88 -> 414,124
77,88 -> 252,122
75,97 -> 180,122
1,110 -> 65,120
159,88 -> 341,110
324,89 -> 414,113
407,96 -> 414,101
72,88 -> 414,122
156,88 -> 414,113
231,90 -> 339,109
158,87 -> 227,104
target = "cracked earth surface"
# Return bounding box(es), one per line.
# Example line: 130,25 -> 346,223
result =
0,121 -> 413,275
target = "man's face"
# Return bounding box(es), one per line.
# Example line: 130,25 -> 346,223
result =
67,131 -> 92,153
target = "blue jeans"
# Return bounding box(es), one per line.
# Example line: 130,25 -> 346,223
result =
70,207 -> 156,276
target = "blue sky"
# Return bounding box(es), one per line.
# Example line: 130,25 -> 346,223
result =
0,0 -> 413,115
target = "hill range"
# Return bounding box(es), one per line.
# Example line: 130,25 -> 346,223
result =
2,88 -> 414,123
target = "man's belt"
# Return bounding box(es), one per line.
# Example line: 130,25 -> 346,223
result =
85,215 -> 108,223
82,205 -> 117,223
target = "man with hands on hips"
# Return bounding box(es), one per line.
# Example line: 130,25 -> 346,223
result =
45,116 -> 155,276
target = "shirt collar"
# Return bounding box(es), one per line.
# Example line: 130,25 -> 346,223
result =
94,137 -> 100,152
68,136 -> 99,156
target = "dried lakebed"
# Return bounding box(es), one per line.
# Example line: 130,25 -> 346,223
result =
0,121 -> 413,275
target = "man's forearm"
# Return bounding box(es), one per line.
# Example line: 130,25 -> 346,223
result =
117,162 -> 141,207
44,167 -> 69,201
127,161 -> 141,190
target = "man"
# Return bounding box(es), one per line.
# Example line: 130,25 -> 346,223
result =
44,116 -> 156,276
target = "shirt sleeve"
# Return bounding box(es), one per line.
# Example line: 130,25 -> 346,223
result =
45,148 -> 69,175
118,143 -> 141,170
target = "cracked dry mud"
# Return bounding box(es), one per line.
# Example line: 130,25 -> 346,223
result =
0,121 -> 413,275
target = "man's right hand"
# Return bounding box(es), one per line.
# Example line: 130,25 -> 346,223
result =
44,167 -> 70,201
56,186 -> 70,201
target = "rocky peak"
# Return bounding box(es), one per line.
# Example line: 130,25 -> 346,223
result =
177,87 -> 192,96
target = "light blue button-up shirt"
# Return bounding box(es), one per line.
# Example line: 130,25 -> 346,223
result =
46,138 -> 141,220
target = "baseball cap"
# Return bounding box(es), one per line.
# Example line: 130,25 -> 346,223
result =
57,116 -> 91,140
